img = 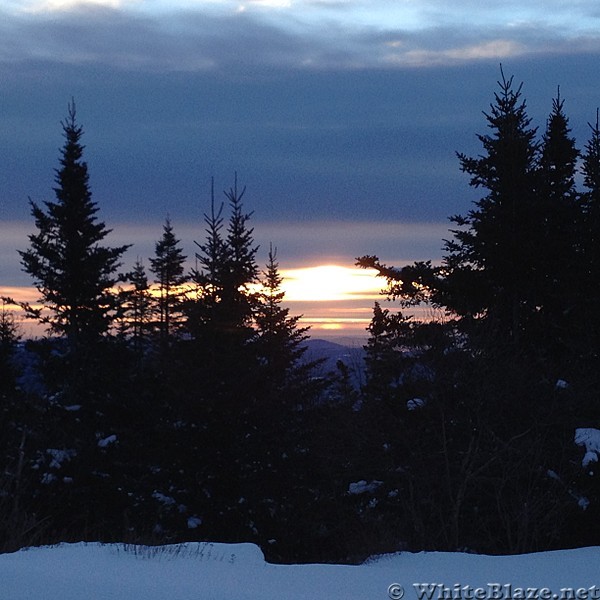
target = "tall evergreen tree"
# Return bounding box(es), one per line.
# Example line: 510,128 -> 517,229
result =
539,91 -> 579,206
356,71 -> 586,557
189,176 -> 259,346
169,178 -> 263,542
363,302 -> 412,403
149,218 -> 188,345
0,299 -> 21,396
579,109 -> 600,361
16,102 -> 132,538
442,70 -> 540,346
180,175 -> 262,421
116,258 -> 153,355
254,245 -> 313,394
222,175 -> 260,335
19,100 -> 129,348
535,91 -> 580,354
186,179 -> 228,340
582,110 -> 600,208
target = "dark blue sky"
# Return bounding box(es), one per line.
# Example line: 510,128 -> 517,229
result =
2,1 -> 600,285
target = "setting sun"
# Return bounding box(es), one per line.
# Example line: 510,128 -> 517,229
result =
280,265 -> 380,303
1,265 -> 385,340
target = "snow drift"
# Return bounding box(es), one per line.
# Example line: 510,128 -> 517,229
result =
1,542 -> 599,600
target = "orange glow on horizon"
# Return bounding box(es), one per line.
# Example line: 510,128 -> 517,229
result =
1,264 -> 385,339
280,265 -> 380,302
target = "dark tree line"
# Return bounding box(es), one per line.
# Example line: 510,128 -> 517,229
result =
356,70 -> 600,554
0,101 -> 334,560
2,75 -> 600,563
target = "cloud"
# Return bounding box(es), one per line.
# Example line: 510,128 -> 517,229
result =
2,1 -> 600,72
0,218 -> 449,287
384,39 -> 527,67
0,6 -> 220,70
23,0 -> 130,12
375,21 -> 600,68
237,0 -> 292,9
252,220 -> 449,268
0,4 -> 351,71
105,219 -> 450,274
304,0 -> 359,7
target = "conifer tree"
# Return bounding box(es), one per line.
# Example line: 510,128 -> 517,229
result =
149,218 -> 188,345
0,299 -> 21,396
356,74 -> 588,556
186,179 -> 228,341
579,110 -> 600,358
222,176 -> 260,336
361,72 -> 542,345
184,175 -> 261,414
189,176 -> 259,346
443,70 -> 540,345
174,178 -> 263,537
16,102 -> 131,531
19,100 -> 129,348
582,110 -> 600,208
540,91 -> 579,206
116,259 -> 152,354
535,91 -> 580,351
254,245 -> 312,393
363,302 -> 412,402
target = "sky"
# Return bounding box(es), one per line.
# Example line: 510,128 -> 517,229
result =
2,0 -> 600,338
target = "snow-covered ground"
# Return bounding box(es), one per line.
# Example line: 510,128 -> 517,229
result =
1,541 -> 599,600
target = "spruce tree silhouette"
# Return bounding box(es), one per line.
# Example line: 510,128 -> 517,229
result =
20,99 -> 129,350
444,68 -> 540,345
150,217 -> 188,348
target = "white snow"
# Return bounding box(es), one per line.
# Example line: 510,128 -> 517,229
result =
97,434 -> 118,448
1,542 -> 600,600
407,397 -> 426,411
578,496 -> 591,510
574,428 -> 600,468
348,480 -> 383,494
46,448 -> 76,469
187,516 -> 203,529
152,491 -> 177,506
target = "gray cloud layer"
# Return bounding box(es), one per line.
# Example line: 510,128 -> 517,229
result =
3,2 -> 600,72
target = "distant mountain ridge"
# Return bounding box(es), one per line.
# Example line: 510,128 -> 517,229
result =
302,338 -> 365,387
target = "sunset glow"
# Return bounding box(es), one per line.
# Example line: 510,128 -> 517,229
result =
1,264 -> 384,339
278,265 -> 382,338
280,265 -> 380,303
